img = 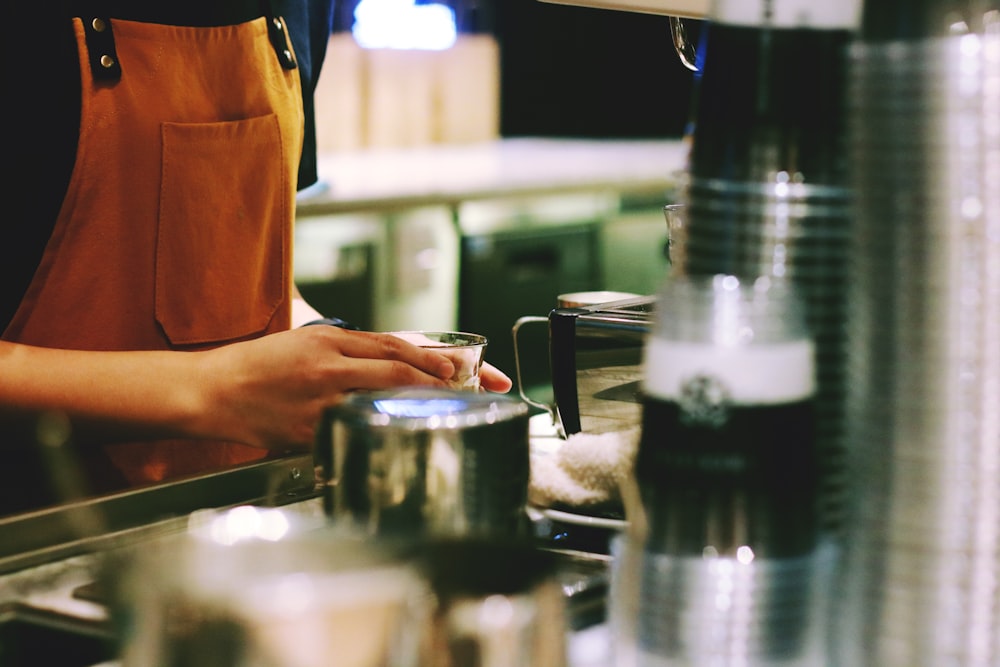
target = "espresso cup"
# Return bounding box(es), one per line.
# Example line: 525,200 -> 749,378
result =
388,331 -> 488,391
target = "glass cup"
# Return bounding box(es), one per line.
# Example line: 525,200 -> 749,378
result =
389,331 -> 488,391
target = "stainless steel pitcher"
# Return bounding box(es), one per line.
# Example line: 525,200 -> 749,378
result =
319,388 -> 532,541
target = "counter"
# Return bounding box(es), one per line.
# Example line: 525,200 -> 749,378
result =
0,494 -> 616,667
0,420 -> 619,666
297,137 -> 689,214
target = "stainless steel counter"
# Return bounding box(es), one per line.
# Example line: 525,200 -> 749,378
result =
0,440 -> 617,666
0,455 -> 317,576
0,493 -> 614,667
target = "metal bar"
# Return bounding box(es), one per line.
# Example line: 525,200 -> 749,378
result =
0,455 -> 317,575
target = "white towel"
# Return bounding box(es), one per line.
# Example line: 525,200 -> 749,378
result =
528,428 -> 639,512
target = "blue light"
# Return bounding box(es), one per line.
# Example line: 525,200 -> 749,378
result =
372,398 -> 468,418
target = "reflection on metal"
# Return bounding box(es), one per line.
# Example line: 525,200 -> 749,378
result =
0,455 -> 316,575
670,17 -> 699,71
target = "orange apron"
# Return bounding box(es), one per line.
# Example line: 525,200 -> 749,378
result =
3,13 -> 304,489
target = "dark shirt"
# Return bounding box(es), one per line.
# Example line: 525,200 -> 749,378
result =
2,0 -> 335,333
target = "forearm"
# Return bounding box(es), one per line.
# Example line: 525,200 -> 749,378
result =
0,325 -> 480,454
0,341 -> 209,443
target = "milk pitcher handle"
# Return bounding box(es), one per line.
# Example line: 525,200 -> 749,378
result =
511,315 -> 557,423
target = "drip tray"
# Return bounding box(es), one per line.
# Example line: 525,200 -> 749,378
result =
0,602 -> 116,666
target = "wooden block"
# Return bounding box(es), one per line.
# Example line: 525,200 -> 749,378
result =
314,33 -> 366,153
365,48 -> 437,148
434,35 -> 500,145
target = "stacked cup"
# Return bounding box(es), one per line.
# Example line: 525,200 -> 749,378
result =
835,10 -> 1000,667
674,2 -> 859,536
679,177 -> 854,535
611,275 -> 838,667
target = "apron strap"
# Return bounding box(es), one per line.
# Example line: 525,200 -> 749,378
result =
82,13 -> 122,83
261,0 -> 298,70
79,1 -> 297,83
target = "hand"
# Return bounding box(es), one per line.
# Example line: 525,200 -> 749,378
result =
195,326 -> 458,449
1,327 -> 512,452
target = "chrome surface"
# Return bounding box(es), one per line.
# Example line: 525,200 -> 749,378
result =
321,388 -> 532,540
0,455 -> 316,575
838,28 -> 1000,667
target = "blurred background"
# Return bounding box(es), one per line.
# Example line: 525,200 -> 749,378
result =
494,0 -> 695,139
320,0 -> 698,148
298,0 -> 701,394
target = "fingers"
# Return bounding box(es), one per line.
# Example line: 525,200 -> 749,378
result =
308,327 -> 456,383
329,357 -> 454,392
299,326 -> 514,394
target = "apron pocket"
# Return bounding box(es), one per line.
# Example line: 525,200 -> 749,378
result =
156,114 -> 288,346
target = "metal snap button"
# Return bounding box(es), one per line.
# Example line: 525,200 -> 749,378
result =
91,17 -> 106,32
100,54 -> 116,69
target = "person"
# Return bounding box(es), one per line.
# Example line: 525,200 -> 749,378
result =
1,0 -> 512,512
